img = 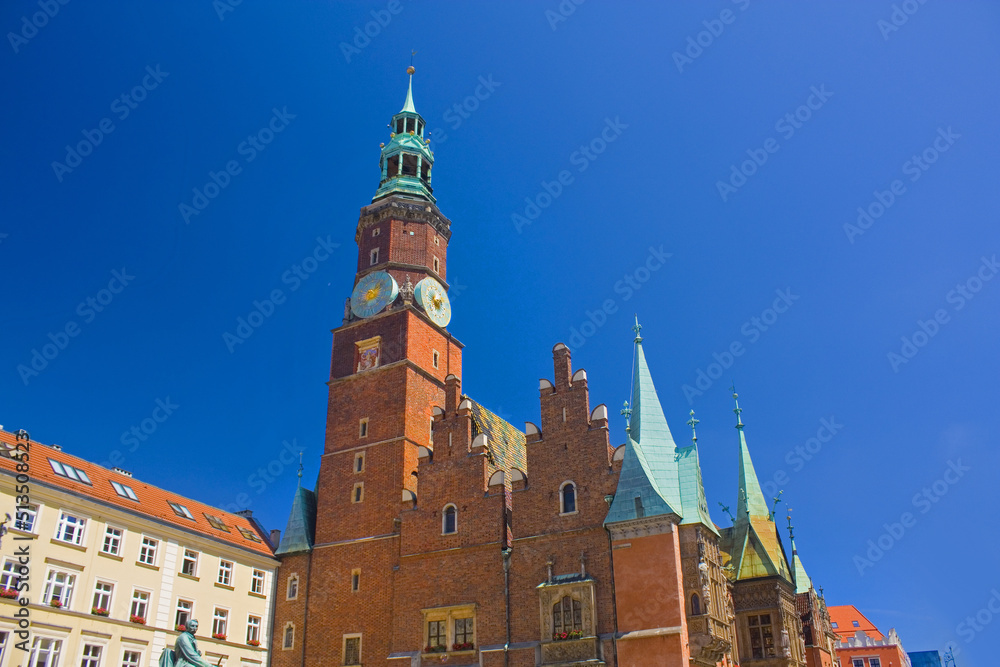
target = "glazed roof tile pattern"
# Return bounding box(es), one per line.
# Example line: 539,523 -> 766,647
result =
464,397 -> 527,473
827,604 -> 884,640
0,429 -> 275,558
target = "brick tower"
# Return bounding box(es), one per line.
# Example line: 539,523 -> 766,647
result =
270,67 -> 463,667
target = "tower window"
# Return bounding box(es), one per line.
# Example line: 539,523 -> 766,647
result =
343,635 -> 362,666
351,569 -> 361,592
432,350 -> 439,369
560,482 -> 577,515
359,418 -> 369,438
387,154 -> 399,176
421,160 -> 431,184
433,257 -> 440,273
283,623 -> 295,650
402,153 -> 417,176
634,496 -> 644,518
417,120 -> 424,136
434,236 -> 440,246
691,593 -> 701,616
286,574 -> 298,600
442,505 -> 457,534
553,596 -> 583,634
395,119 -> 404,134
372,227 -> 380,237
352,483 -> 364,503
405,117 -> 415,133
354,452 -> 365,473
370,248 -> 379,266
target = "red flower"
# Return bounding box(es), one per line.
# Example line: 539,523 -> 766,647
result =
247,640 -> 260,647
49,599 -> 63,608
130,615 -> 146,625
0,588 -> 19,599
212,633 -> 227,640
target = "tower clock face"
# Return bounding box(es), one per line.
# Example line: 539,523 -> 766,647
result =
350,271 -> 399,319
414,277 -> 451,327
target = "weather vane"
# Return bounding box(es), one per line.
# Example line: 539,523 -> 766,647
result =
686,410 -> 699,445
718,502 -> 735,523
769,490 -> 783,521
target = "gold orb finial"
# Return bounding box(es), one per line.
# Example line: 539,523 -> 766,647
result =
406,65 -> 415,75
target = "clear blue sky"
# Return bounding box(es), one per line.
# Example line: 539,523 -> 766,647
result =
3,2 -> 998,662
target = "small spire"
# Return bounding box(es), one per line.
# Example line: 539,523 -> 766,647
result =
401,62 -> 416,113
297,452 -> 303,487
786,511 -> 795,544
686,409 -> 699,445
730,383 -> 744,429
632,315 -> 642,343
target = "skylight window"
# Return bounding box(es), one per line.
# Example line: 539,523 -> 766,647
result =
237,526 -> 262,543
111,481 -> 139,501
49,459 -> 92,485
169,501 -> 195,520
204,514 -> 230,533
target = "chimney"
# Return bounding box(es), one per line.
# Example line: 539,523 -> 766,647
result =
112,467 -> 133,478
235,509 -> 253,518
270,529 -> 281,547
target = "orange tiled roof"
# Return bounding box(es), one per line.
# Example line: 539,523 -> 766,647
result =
0,429 -> 275,559
827,604 -> 884,640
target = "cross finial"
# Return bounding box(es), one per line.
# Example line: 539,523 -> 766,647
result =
730,383 -> 744,429
718,502 -> 735,523
769,490 -> 783,521
686,409 -> 699,445
297,452 -> 303,487
632,315 -> 642,342
786,510 -> 795,541
621,400 -> 632,430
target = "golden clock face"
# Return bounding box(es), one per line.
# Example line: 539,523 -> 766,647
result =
414,277 -> 451,327
351,271 -> 399,319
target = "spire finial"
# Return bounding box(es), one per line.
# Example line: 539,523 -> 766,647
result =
769,490 -> 783,521
296,452 -> 303,487
730,383 -> 744,429
401,60 -> 416,113
786,510 -> 795,542
686,409 -> 699,445
632,315 -> 642,342
718,502 -> 735,523
621,400 -> 632,431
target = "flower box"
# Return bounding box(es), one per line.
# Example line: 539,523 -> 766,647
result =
451,642 -> 475,651
176,624 -> 187,632
0,588 -> 19,599
49,599 -> 63,608
130,615 -> 147,625
423,645 -> 447,653
212,633 -> 226,640
552,630 -> 584,641
91,607 -> 110,617
247,640 -> 260,647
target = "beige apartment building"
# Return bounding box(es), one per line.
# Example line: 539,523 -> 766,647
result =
0,429 -> 278,667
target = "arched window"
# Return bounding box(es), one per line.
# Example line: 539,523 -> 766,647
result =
286,574 -> 299,600
691,593 -> 701,616
442,505 -> 457,534
560,482 -> 577,514
283,623 -> 295,650
552,596 -> 582,634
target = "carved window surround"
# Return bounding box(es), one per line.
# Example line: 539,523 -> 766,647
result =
536,576 -> 597,641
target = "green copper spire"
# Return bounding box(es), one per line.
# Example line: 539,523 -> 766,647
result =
373,66 -> 435,203
788,515 -> 813,594
733,388 -> 770,522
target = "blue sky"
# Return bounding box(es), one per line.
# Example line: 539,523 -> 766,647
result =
2,1 -> 998,661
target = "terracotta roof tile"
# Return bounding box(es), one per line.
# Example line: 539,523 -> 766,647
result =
0,430 -> 275,559
827,604 -> 884,640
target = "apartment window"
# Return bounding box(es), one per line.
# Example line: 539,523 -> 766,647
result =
286,574 -> 299,600
80,644 -> 102,667
28,638 -> 62,667
852,661 -> 864,667
49,459 -> 91,484
237,526 -> 262,543
102,526 -> 123,556
14,504 -> 37,533
55,512 -> 87,546
455,618 -> 474,646
423,606 -> 475,653
432,350 -> 439,369
130,590 -> 149,622
138,537 -> 158,566
218,560 -> 233,586
121,650 -> 142,667
351,569 -> 360,592
42,569 -> 76,607
359,418 -> 369,438
432,256 -> 440,273
560,481 -> 577,514
92,581 -> 114,613
553,596 -> 582,634
169,501 -> 195,520
442,505 -> 457,534
204,514 -> 231,533
427,620 -> 446,649
372,227 -> 380,237
352,483 -> 364,504
111,480 -> 139,501
1,559 -> 22,591
748,614 -> 775,659
0,631 -> 7,666
247,615 -> 261,644
869,660 -> 882,667
283,623 -> 295,650
251,569 -> 265,594
343,635 -> 361,666
181,550 -> 198,577
212,608 -> 228,639
369,248 -> 379,265
176,599 -> 193,629
354,452 -> 365,474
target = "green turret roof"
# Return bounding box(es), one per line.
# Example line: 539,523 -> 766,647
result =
275,485 -> 316,556
791,539 -> 813,595
372,67 -> 435,203
605,322 -> 716,533
401,72 -> 416,113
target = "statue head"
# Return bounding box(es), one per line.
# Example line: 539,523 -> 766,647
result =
185,619 -> 199,633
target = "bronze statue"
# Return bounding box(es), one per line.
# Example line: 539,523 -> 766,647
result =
159,620 -> 218,667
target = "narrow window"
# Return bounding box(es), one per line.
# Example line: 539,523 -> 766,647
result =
372,227 -> 380,237
634,496 -> 644,518
251,569 -> 265,595
130,589 -> 149,622
432,256 -> 440,273
421,160 -> 431,183
395,119 -> 404,134
359,418 -> 369,438
352,483 -> 364,503
691,593 -> 701,616
434,235 -> 440,246
212,608 -> 229,639
343,636 -> 361,665
286,575 -> 298,600
247,615 -> 261,644
351,569 -> 361,592
218,560 -> 233,586
387,154 -> 399,176
560,482 -> 577,514
402,153 -> 418,176
405,118 -> 415,133
370,248 -> 379,266
138,537 -> 158,566
176,599 -> 193,629
92,581 -> 113,613
102,526 -> 123,555
442,505 -> 457,534
432,350 -> 439,369
181,550 -> 198,577
283,623 -> 295,650
354,452 -> 365,473
80,644 -> 102,667
562,407 -> 567,422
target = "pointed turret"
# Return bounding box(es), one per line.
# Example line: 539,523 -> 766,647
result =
275,485 -> 317,556
373,66 -> 435,203
787,519 -> 813,595
734,393 -> 771,523
677,409 -> 718,535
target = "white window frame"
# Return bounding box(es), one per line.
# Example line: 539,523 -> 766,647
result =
286,574 -> 299,600
181,549 -> 199,577
121,648 -> 143,667
218,560 -> 234,586
79,642 -> 104,667
110,480 -> 139,501
102,525 -> 124,556
869,660 -> 882,667
92,580 -> 114,614
1,558 -> 22,591
370,248 -> 379,265
250,569 -> 265,595
175,598 -> 194,630
14,504 -> 38,533
130,588 -> 151,622
442,504 -> 457,535
42,568 -> 76,608
559,480 -> 578,516
54,511 -> 87,546
282,623 -> 295,651
212,607 -> 229,639
28,636 -> 63,667
137,537 -> 158,566
246,614 -> 262,644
